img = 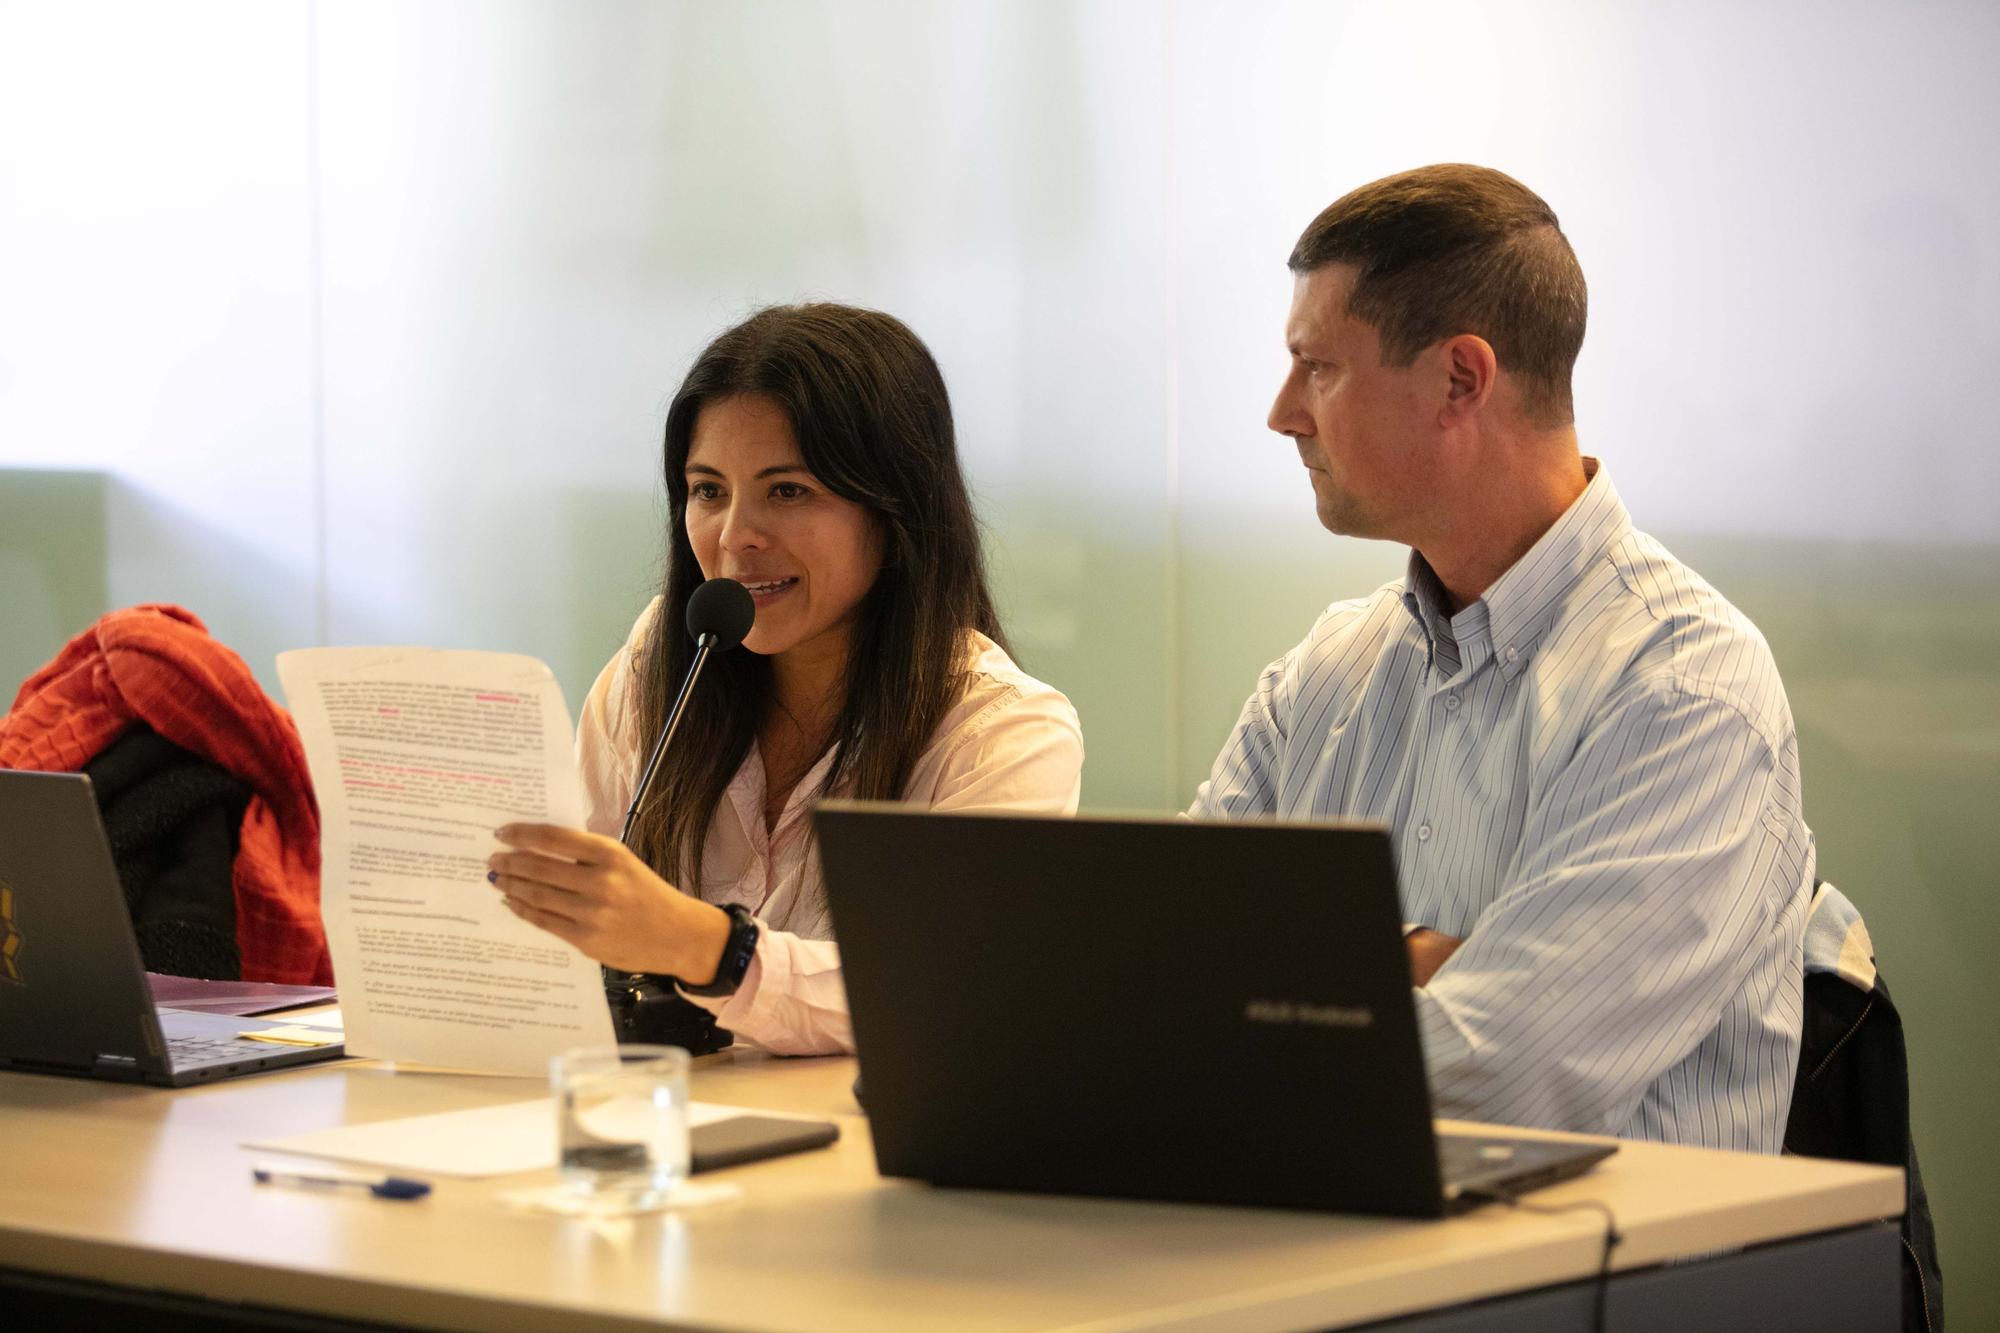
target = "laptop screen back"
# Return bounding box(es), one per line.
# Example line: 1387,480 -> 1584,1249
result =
815,803 -> 1450,1217
0,770 -> 169,1078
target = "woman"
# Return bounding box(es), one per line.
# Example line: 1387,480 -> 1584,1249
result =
487,304 -> 1083,1054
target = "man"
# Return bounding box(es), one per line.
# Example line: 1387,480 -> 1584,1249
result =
1192,165 -> 1812,1152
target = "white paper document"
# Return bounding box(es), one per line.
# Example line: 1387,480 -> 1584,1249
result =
277,648 -> 616,1076
248,1098 -> 748,1177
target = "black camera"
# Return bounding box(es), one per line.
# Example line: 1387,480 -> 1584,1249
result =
604,969 -> 734,1056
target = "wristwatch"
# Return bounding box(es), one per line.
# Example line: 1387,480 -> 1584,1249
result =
680,903 -> 760,998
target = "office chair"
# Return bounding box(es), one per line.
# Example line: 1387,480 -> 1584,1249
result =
1784,880 -> 1943,1333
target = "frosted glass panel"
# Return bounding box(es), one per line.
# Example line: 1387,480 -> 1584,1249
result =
0,1 -> 319,684
312,0 -> 1178,804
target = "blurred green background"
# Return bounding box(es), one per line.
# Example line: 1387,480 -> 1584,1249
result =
4,1 -> 1994,1319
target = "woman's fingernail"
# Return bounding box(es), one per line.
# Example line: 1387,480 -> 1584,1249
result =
486,870 -> 498,884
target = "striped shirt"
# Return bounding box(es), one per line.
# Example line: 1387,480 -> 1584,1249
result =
1191,462 -> 1813,1152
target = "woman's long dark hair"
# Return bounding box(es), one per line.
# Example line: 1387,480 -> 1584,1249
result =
629,304 -> 1005,898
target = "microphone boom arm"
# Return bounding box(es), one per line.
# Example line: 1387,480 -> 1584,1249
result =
617,630 -> 720,849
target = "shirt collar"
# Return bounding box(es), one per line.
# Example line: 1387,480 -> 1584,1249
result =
722,739 -> 840,852
1400,556 -> 1462,676
1480,457 -> 1629,668
1401,458 -> 1631,680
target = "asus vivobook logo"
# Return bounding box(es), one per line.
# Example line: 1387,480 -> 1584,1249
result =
1244,999 -> 1372,1028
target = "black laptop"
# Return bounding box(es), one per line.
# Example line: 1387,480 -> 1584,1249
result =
814,803 -> 1614,1218
0,769 -> 345,1086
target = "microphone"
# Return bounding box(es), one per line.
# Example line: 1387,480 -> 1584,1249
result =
617,577 -> 755,847
603,577 -> 754,1058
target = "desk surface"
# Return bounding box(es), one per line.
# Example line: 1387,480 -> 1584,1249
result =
0,1048 -> 1902,1333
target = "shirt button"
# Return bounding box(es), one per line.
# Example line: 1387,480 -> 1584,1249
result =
1503,645 -> 1519,663
1417,822 -> 1434,843
1444,692 -> 1461,711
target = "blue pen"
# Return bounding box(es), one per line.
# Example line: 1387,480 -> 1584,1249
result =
253,1162 -> 432,1201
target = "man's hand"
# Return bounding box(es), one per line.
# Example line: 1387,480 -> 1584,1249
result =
1406,928 -> 1464,988
487,823 -> 733,982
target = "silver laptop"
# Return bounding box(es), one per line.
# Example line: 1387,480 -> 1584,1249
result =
0,769 -> 344,1086
815,803 -> 1615,1218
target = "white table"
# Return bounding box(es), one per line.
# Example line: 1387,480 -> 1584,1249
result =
0,1047 -> 1904,1331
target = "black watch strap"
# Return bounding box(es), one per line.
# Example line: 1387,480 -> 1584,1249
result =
680,903 -> 760,998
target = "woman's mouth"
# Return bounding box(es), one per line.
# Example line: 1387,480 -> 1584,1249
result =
736,576 -> 799,602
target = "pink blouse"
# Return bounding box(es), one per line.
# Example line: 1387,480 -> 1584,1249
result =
575,599 -> 1084,1054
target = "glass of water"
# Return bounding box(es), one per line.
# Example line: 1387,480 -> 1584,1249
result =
551,1044 -> 690,1205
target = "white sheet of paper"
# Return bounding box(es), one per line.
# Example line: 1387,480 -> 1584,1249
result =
240,1025 -> 344,1047
247,1098 -> 750,1177
276,648 -> 617,1076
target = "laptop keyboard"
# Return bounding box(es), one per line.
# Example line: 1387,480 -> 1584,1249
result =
168,1034 -> 257,1068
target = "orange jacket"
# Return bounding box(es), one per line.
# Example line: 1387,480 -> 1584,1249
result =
0,605 -> 330,984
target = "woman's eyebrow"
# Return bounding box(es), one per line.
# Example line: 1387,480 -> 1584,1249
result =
685,463 -> 810,479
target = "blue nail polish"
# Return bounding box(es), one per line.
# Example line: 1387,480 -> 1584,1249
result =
486,870 -> 498,884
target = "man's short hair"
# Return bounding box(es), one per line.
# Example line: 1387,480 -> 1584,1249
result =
1289,164 -> 1587,426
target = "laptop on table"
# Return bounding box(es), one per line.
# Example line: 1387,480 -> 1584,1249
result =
0,769 -> 345,1086
814,803 -> 1614,1218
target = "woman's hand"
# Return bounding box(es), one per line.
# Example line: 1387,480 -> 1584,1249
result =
487,823 -> 733,983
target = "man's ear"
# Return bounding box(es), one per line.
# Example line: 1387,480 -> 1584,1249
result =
1438,333 -> 1498,425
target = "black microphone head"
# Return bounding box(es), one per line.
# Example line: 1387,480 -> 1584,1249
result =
685,577 -> 755,650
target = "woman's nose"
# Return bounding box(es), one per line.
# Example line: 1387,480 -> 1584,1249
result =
718,501 -> 769,552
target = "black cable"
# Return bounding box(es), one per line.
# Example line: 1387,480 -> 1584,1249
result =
1460,1187 -> 1622,1333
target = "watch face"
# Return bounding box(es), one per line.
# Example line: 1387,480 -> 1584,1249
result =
686,907 -> 759,998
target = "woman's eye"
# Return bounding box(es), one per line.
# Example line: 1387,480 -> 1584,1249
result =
688,481 -> 723,501
772,482 -> 810,500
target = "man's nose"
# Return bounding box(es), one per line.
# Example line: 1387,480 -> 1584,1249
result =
1269,376 -> 1310,438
